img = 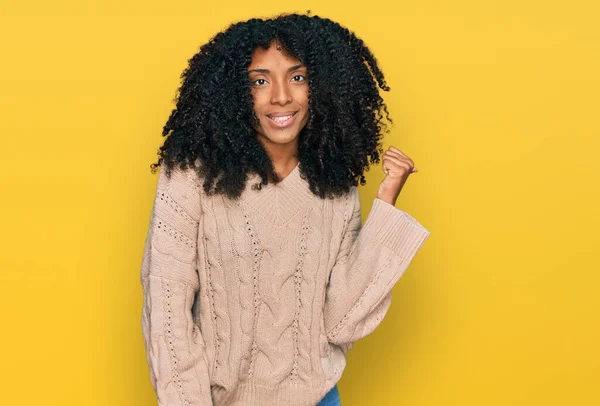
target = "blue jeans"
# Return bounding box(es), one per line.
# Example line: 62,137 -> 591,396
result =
316,384 -> 341,406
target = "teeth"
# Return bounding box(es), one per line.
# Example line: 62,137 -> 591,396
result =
271,115 -> 292,122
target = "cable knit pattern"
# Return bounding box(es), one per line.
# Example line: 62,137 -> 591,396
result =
141,166 -> 213,406
140,163 -> 431,405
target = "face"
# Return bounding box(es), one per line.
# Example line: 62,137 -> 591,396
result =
248,41 -> 310,152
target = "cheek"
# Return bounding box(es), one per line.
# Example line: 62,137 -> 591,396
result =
251,91 -> 266,109
294,87 -> 309,104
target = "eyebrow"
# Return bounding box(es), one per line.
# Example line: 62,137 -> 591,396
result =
248,64 -> 306,73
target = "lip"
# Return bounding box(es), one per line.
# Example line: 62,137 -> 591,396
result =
267,110 -> 298,117
266,111 -> 298,128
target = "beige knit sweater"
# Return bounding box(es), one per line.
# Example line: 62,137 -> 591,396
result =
140,162 -> 431,405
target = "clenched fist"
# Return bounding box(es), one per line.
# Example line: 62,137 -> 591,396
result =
377,146 -> 419,206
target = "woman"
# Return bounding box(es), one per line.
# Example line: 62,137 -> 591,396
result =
140,11 -> 431,406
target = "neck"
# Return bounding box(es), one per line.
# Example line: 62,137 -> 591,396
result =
257,137 -> 299,178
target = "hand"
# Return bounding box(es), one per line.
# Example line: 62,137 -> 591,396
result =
376,146 -> 418,206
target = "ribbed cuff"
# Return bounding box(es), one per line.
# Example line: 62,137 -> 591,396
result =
360,198 -> 431,255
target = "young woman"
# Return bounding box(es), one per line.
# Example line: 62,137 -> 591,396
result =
140,11 -> 431,406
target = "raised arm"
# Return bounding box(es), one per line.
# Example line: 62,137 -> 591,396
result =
323,187 -> 431,345
140,164 -> 213,405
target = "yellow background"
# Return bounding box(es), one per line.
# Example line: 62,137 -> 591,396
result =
1,1 -> 598,404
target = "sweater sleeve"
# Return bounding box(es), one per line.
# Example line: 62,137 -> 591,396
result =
140,164 -> 213,406
323,186 -> 431,345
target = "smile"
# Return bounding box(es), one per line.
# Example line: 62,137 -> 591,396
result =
267,111 -> 298,128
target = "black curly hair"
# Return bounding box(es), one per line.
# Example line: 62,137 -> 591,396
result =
150,10 -> 393,200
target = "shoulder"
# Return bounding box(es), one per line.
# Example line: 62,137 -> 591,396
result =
157,162 -> 203,192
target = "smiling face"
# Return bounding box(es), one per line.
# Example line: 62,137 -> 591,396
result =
248,41 -> 310,157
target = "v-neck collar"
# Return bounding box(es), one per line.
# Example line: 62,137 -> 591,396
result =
275,162 -> 300,185
240,163 -> 316,227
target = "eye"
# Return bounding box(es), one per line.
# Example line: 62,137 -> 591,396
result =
251,78 -> 267,86
292,74 -> 306,82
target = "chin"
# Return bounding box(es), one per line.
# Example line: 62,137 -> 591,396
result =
257,130 -> 301,145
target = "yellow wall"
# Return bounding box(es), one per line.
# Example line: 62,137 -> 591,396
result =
1,1 -> 598,404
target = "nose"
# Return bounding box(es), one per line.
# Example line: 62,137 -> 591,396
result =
270,79 -> 292,105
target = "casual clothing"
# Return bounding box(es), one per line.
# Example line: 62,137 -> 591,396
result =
140,162 -> 431,405
316,384 -> 341,406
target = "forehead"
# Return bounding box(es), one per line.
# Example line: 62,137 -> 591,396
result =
248,44 -> 303,70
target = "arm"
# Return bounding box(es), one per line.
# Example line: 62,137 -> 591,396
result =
323,186 -> 431,345
140,164 -> 213,405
